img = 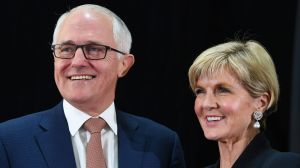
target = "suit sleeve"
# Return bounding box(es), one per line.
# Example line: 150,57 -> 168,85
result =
0,132 -> 10,168
169,133 -> 186,168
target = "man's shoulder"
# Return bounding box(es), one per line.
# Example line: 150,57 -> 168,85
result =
0,108 -> 55,136
117,111 -> 177,137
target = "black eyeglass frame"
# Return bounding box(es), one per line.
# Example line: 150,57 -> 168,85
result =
51,43 -> 127,60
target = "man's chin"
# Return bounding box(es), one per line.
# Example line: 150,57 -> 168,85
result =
65,96 -> 90,105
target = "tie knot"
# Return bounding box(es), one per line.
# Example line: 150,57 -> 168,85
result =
84,118 -> 106,134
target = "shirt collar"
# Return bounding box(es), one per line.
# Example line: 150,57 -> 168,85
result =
63,99 -> 118,136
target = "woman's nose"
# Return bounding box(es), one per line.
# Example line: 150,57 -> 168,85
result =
202,92 -> 218,110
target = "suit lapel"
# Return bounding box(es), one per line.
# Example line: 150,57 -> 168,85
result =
117,112 -> 147,168
35,102 -> 77,168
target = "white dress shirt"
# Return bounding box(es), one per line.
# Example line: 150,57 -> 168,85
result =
63,100 -> 118,168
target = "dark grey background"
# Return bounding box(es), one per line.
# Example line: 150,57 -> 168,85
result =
1,0 -> 299,167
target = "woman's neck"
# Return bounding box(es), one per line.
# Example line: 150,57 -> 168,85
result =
218,130 -> 259,168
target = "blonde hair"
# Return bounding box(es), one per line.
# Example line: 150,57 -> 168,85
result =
188,40 -> 279,113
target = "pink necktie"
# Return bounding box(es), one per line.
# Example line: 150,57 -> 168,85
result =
84,118 -> 107,168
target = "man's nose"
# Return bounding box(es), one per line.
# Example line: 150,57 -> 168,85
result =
72,47 -> 88,62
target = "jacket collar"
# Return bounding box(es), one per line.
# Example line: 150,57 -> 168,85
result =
211,133 -> 271,168
36,101 -> 77,168
117,111 -> 147,168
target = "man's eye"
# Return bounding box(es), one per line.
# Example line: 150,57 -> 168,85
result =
86,45 -> 105,53
88,47 -> 99,52
60,46 -> 74,53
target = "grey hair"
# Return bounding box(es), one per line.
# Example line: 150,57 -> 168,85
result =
52,4 -> 132,56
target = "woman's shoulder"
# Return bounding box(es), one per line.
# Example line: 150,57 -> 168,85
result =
203,164 -> 217,168
263,150 -> 300,167
203,161 -> 219,168
233,133 -> 300,168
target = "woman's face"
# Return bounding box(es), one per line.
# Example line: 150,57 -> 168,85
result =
194,69 -> 260,142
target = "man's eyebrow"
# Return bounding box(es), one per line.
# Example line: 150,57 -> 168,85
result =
59,40 -> 105,45
59,40 -> 75,45
84,41 -> 105,45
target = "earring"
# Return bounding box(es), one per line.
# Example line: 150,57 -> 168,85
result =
253,111 -> 263,128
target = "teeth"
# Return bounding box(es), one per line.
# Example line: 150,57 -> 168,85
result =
207,116 -> 222,121
70,75 -> 93,80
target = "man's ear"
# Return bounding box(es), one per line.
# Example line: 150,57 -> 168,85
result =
118,54 -> 135,77
255,92 -> 270,112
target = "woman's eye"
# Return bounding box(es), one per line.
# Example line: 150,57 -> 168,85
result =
217,86 -> 230,93
194,88 -> 204,95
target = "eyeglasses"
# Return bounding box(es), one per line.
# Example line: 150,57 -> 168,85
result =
51,43 -> 126,60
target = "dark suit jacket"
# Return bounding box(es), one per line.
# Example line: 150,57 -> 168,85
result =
0,101 -> 186,168
205,133 -> 300,168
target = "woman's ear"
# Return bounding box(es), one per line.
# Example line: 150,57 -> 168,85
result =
255,92 -> 270,112
118,54 -> 135,78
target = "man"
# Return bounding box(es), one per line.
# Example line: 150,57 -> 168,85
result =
0,4 -> 186,168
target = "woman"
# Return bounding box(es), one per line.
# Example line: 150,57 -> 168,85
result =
188,40 -> 300,168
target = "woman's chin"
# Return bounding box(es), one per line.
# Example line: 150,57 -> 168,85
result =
204,132 -> 220,141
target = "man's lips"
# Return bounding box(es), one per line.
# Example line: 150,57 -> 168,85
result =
68,75 -> 95,80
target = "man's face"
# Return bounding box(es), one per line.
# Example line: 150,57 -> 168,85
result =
54,9 -> 125,114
